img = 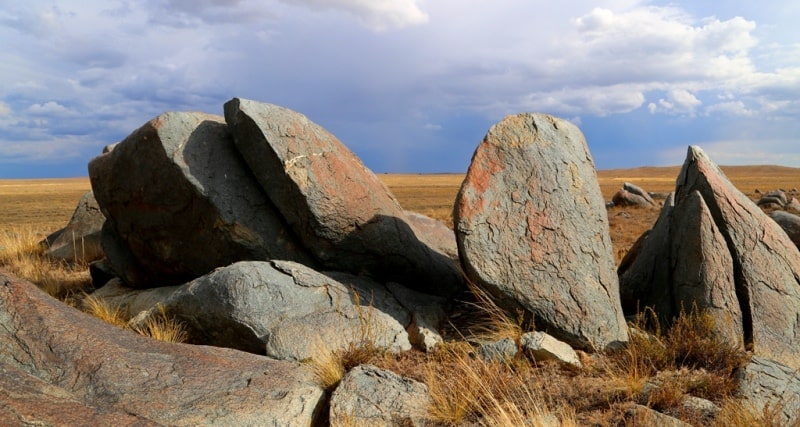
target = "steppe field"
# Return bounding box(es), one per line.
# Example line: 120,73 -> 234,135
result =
2,165 -> 799,425
2,165 -> 799,261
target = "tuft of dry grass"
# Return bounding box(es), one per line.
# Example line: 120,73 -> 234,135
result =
82,293 -> 128,328
0,226 -> 92,299
459,280 -> 528,345
129,304 -> 188,344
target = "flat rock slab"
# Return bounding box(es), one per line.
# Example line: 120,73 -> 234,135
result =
454,113 -> 628,351
88,111 -> 311,287
0,269 -> 325,426
224,98 -> 462,297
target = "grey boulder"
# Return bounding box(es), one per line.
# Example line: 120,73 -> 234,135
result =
769,210 -> 800,249
88,111 -> 312,288
130,260 -> 412,360
736,356 -> 800,425
454,112 -> 628,351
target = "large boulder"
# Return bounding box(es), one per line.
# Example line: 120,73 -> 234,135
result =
224,98 -> 463,297
88,111 -> 312,288
43,191 -> 105,263
0,270 -> 325,426
623,182 -> 657,206
454,113 -> 628,351
329,364 -> 431,427
621,146 -> 800,369
123,261 -> 413,360
612,189 -> 653,208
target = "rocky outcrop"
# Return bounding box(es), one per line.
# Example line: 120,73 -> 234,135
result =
329,364 -> 430,427
620,146 -> 800,369
88,111 -> 312,288
224,98 -> 462,297
454,112 -> 628,351
43,191 -> 105,263
403,210 -> 458,260
125,261 -> 412,360
0,269 -> 325,426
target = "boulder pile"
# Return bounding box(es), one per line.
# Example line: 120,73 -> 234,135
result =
6,98 -> 800,424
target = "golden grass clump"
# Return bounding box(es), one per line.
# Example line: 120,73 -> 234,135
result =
82,293 -> 129,328
0,226 -> 91,299
130,304 -> 188,344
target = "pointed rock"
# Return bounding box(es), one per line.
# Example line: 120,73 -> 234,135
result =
224,98 -> 463,297
454,113 -> 628,351
621,146 -> 800,369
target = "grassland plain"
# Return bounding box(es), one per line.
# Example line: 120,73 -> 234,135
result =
2,166 -> 799,425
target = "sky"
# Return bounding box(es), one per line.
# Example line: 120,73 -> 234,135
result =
1,1 -> 799,178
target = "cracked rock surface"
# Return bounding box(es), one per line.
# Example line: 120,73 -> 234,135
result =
620,146 -> 800,370
454,112 -> 628,351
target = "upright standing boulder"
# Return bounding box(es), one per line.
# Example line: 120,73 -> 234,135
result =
224,98 -> 462,297
454,113 -> 628,351
88,112 -> 312,287
621,146 -> 800,369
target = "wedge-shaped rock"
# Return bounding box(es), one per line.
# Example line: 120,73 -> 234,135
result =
0,270 -> 324,426
88,112 -> 312,287
127,261 -> 412,360
621,146 -> 800,369
224,98 -> 462,297
454,113 -> 628,351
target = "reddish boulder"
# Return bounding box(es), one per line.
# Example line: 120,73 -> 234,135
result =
0,270 -> 325,426
224,98 -> 462,297
454,113 -> 628,351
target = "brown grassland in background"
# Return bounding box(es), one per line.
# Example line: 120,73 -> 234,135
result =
2,165 -> 799,425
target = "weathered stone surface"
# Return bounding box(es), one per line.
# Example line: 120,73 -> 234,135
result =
763,190 -> 788,206
736,356 -> 800,425
43,191 -> 105,263
769,210 -> 800,249
612,189 -> 653,207
623,182 -> 656,205
130,261 -> 411,360
454,113 -> 628,351
384,281 -> 448,353
403,210 -> 459,260
680,396 -> 720,424
88,111 -> 312,288
521,331 -> 581,368
478,337 -> 518,363
0,269 -> 325,426
757,195 -> 786,208
621,146 -> 800,369
329,364 -> 430,427
224,98 -> 463,297
0,360 -> 159,427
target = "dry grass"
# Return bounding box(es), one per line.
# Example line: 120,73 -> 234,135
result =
129,304 -> 188,344
0,226 -> 92,299
6,167 -> 800,425
81,293 -> 128,328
